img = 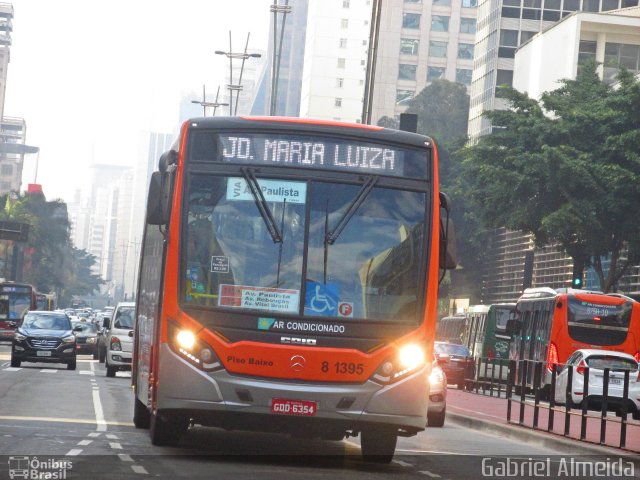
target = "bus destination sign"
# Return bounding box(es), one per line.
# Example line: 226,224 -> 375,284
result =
189,132 -> 429,179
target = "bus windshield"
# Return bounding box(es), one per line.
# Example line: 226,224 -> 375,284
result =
494,307 -> 513,333
567,298 -> 632,346
182,174 -> 426,323
10,294 -> 32,320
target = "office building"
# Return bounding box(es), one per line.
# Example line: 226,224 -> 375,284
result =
0,116 -> 24,194
299,0 -> 373,122
251,0 -> 310,117
468,0 -> 639,141
369,0 -> 478,124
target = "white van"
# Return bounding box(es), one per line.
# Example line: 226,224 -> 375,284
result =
103,302 -> 135,377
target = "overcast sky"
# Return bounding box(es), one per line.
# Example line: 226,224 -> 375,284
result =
5,0 -> 272,202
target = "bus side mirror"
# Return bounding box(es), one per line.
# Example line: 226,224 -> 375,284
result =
147,170 -> 173,226
102,317 -> 110,330
439,192 -> 457,270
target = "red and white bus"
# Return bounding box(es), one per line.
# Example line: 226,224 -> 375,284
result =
132,116 -> 455,462
0,282 -> 36,340
509,287 -> 640,390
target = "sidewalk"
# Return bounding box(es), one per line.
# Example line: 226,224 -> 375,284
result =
446,388 -> 640,454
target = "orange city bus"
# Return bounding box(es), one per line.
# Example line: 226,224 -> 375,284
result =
132,116 -> 454,462
509,287 -> 640,390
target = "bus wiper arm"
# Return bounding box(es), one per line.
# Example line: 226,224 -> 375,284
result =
240,167 -> 283,244
325,175 -> 379,245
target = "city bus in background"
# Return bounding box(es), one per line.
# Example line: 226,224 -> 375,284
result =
435,313 -> 466,343
132,116 -> 456,462
462,303 -> 515,382
463,304 -> 516,361
508,287 -> 640,391
0,282 -> 36,340
35,292 -> 56,311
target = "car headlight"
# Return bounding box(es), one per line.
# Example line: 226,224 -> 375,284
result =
86,337 -> 97,344
62,335 -> 76,343
429,367 -> 445,386
14,332 -> 27,341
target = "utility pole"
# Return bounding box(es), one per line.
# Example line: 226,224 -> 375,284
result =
362,0 -> 383,125
269,0 -> 291,116
191,85 -> 228,117
215,32 -> 262,116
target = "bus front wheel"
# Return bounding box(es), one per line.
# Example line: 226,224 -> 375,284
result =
149,411 -> 188,446
360,427 -> 397,464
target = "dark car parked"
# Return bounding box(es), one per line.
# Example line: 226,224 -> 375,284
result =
434,341 -> 476,389
11,311 -> 81,370
72,321 -> 99,359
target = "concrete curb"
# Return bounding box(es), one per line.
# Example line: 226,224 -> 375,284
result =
447,410 -> 637,457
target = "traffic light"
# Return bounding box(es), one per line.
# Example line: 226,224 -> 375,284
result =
571,261 -> 584,289
572,275 -> 583,288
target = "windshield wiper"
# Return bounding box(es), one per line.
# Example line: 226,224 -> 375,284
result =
240,167 -> 283,244
325,175 -> 379,245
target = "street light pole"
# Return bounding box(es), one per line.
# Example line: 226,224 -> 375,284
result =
215,32 -> 262,117
191,85 -> 228,116
269,1 -> 292,116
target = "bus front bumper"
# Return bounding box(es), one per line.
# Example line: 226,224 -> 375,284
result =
155,344 -> 428,435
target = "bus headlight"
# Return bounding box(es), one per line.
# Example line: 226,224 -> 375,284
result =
399,344 -> 426,370
371,344 -> 427,385
176,330 -> 196,350
168,321 -> 223,373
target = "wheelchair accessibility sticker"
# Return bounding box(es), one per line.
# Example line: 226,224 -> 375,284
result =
304,281 -> 339,317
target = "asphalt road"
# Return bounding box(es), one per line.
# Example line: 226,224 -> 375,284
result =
0,342 -> 634,480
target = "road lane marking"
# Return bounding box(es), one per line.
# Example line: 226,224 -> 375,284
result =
87,432 -> 101,438
393,460 -> 413,467
396,449 -> 468,455
1,362 -> 8,367
0,416 -> 134,426
90,361 -> 95,372
3,367 -> 21,372
419,471 -> 441,478
118,454 -> 133,462
65,449 -> 82,456
106,434 -> 118,440
92,388 -> 107,432
77,439 -> 93,446
131,465 -> 148,474
40,369 -> 57,373
109,442 -> 123,449
79,370 -> 95,375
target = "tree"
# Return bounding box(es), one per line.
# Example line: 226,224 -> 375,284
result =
405,79 -> 470,146
462,62 -> 640,292
0,192 -> 103,302
376,115 -> 398,129
376,80 -> 485,301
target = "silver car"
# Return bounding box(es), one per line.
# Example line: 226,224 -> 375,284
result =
104,302 -> 135,377
428,358 -> 447,427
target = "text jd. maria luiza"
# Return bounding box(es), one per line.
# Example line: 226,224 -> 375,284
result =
223,137 -> 397,171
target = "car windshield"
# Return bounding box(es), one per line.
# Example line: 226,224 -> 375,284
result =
72,322 -> 97,333
113,307 -> 134,329
182,174 -> 427,323
434,343 -> 470,356
22,313 -> 71,330
586,355 -> 638,371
